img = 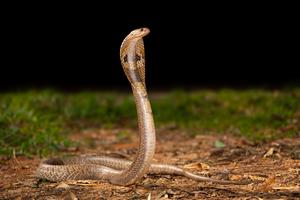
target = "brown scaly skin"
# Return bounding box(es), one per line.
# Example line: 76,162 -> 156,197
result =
36,28 -> 250,186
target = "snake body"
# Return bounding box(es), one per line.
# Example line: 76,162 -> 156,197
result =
36,28 -> 247,186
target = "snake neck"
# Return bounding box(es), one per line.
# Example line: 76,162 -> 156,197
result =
109,86 -> 156,185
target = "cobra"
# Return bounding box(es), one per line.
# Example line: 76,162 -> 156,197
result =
36,28 -> 248,186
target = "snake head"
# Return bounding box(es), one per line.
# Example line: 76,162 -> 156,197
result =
128,28 -> 150,40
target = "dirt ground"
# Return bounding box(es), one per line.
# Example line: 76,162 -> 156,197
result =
1,129 -> 300,199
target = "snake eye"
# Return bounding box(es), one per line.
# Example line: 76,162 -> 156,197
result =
140,28 -> 144,31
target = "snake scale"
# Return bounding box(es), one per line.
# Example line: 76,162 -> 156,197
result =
36,28 -> 248,186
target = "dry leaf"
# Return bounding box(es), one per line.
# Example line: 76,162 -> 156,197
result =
248,175 -> 266,181
147,193 -> 151,200
258,176 -> 276,192
273,186 -> 300,191
66,180 -> 104,188
288,168 -> 300,173
73,180 -> 94,184
159,194 -> 169,200
229,174 -> 243,181
263,147 -> 274,158
183,162 -> 210,170
56,182 -> 70,189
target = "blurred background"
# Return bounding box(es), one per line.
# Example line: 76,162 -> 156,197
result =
1,3 -> 298,91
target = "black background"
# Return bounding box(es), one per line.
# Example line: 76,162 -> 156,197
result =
1,3 -> 299,90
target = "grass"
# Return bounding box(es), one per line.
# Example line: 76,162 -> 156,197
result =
0,88 -> 299,156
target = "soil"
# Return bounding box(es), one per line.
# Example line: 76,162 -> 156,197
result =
1,129 -> 300,199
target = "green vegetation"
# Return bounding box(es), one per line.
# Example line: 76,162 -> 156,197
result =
0,89 -> 299,156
